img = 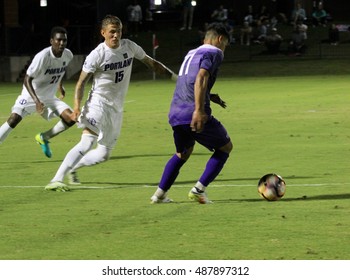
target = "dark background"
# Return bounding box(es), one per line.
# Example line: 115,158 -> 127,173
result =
1,0 -> 349,55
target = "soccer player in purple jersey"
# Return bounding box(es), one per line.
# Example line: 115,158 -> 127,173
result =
151,22 -> 232,204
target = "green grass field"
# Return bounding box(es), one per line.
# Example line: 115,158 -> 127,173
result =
0,70 -> 349,260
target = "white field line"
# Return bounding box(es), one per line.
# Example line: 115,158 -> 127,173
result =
0,183 -> 349,189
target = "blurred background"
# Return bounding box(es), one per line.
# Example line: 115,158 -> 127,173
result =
0,0 -> 350,81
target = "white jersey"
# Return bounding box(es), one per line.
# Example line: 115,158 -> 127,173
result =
22,46 -> 73,101
83,39 -> 146,111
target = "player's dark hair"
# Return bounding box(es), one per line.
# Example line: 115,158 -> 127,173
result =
206,22 -> 230,41
50,26 -> 68,39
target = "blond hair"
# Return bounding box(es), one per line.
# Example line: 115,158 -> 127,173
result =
101,15 -> 122,29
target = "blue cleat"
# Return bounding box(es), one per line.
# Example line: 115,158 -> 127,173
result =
35,133 -> 52,158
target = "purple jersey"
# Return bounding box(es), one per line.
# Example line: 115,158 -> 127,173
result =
168,44 -> 224,126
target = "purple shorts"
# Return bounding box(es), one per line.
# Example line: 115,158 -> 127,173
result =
172,116 -> 231,152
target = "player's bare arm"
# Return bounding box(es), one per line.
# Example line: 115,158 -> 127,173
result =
58,80 -> 66,100
140,55 -> 178,81
23,74 -> 45,115
191,68 -> 209,133
72,70 -> 93,121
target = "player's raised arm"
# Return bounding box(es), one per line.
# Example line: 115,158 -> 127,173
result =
140,54 -> 178,81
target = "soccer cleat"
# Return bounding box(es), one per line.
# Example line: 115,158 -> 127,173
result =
150,195 -> 173,204
68,171 -> 81,185
45,181 -> 70,192
188,190 -> 213,204
35,133 -> 52,158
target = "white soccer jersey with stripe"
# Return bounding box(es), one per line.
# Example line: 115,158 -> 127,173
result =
83,39 -> 146,111
23,46 -> 73,100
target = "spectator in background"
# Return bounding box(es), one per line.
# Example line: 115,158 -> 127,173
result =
223,19 -> 235,45
296,19 -> 308,40
268,0 -> 287,26
144,8 -> 155,32
198,22 -> 209,43
288,25 -> 307,56
240,21 -> 253,46
180,0 -> 195,31
243,5 -> 255,26
312,2 -> 327,27
265,27 -> 283,54
253,19 -> 268,44
127,0 -> 142,37
211,5 -> 228,23
328,24 -> 340,45
257,5 -> 270,23
291,3 -> 307,26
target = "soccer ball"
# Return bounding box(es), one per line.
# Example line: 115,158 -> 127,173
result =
258,173 -> 286,201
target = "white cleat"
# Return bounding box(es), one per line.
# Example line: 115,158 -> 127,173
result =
188,190 -> 213,204
150,195 -> 173,204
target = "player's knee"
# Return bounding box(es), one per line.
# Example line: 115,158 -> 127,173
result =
177,146 -> 193,161
79,134 -> 97,154
97,145 -> 111,162
220,141 -> 233,154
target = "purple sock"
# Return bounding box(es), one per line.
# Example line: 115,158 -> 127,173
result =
199,150 -> 229,187
159,154 -> 186,192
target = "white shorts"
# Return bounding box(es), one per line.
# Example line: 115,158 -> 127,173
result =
78,97 -> 123,149
12,95 -> 72,120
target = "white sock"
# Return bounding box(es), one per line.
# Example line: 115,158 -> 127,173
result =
51,134 -> 97,182
72,144 -> 111,171
193,181 -> 206,193
153,188 -> 166,199
42,120 -> 69,140
0,122 -> 13,144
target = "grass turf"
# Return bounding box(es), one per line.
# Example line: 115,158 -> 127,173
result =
0,72 -> 349,260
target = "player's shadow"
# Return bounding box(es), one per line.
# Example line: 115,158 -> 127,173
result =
73,178 -> 251,188
109,153 -> 174,160
78,175 -> 316,189
214,193 -> 350,203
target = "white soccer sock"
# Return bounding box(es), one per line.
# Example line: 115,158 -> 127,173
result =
153,188 -> 166,199
192,181 -> 206,193
0,122 -> 13,144
51,134 -> 97,182
42,120 -> 69,141
71,144 -> 111,171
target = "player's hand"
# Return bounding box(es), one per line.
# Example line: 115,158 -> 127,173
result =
70,109 -> 81,122
210,93 -> 227,108
191,110 -> 208,133
58,92 -> 65,100
58,86 -> 66,100
35,102 -> 45,115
